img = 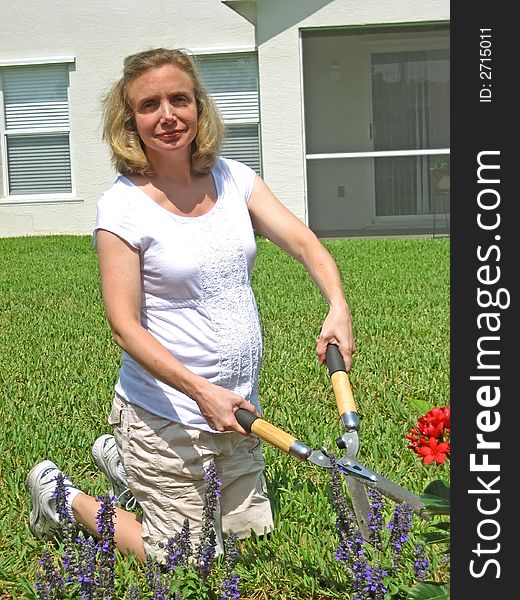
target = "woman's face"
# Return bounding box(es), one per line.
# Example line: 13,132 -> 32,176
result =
128,63 -> 198,160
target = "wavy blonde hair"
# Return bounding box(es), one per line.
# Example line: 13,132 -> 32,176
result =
102,48 -> 225,177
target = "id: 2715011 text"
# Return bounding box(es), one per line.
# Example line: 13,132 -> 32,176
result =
480,28 -> 492,103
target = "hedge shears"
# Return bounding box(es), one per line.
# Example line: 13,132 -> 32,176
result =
235,345 -> 430,540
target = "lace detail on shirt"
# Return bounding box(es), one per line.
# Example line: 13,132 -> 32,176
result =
177,201 -> 261,401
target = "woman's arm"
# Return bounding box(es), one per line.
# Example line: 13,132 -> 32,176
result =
247,176 -> 355,369
95,228 -> 256,433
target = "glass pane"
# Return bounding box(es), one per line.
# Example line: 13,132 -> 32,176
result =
371,50 -> 450,151
307,155 -> 449,237
372,49 -> 449,216
3,64 -> 70,130
221,124 -> 261,174
374,154 -> 450,217
197,54 -> 259,122
7,134 -> 72,195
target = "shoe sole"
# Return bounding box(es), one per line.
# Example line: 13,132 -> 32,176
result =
27,460 -> 59,540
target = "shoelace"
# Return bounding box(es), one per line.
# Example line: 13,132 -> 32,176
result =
117,488 -> 138,511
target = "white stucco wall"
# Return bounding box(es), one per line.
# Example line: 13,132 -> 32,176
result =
0,0 -> 255,237
254,0 -> 450,224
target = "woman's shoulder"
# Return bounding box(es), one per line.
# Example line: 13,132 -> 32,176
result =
213,156 -> 256,202
213,157 -> 257,191
98,175 -> 137,207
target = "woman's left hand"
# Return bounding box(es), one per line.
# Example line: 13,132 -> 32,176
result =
316,303 -> 355,371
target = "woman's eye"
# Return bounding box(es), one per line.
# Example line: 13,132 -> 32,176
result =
140,100 -> 157,111
172,95 -> 189,105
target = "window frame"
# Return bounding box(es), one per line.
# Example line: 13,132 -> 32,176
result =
0,56 -> 76,204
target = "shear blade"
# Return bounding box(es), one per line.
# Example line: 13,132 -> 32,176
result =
344,477 -> 372,541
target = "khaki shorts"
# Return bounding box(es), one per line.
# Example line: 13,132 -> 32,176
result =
108,394 -> 274,560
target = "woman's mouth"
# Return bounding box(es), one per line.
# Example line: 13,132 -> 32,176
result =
157,131 -> 183,141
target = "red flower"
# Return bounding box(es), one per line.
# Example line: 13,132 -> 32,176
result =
417,437 -> 450,464
407,405 -> 450,465
417,406 -> 450,437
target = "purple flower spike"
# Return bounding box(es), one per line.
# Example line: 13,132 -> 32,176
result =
367,488 -> 385,546
195,460 -> 222,578
95,495 -> 117,598
34,548 -> 64,600
413,543 -> 430,581
165,518 -> 192,570
220,531 -> 241,600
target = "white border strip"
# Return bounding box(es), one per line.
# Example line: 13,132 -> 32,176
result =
0,56 -> 75,67
306,148 -> 450,160
188,46 -> 256,56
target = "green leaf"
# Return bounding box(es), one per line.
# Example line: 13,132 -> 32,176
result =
421,480 -> 450,514
408,398 -> 435,413
408,581 -> 450,600
422,531 -> 450,545
430,522 -> 450,532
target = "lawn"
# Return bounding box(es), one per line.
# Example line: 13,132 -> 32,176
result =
0,235 -> 450,599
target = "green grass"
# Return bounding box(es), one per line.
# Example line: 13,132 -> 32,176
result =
0,235 -> 450,599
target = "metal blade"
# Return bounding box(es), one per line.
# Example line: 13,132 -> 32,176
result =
345,476 -> 372,540
337,458 -> 430,520
367,472 -> 431,520
338,431 -> 373,541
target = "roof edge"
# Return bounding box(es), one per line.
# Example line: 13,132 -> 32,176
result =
221,0 -> 257,26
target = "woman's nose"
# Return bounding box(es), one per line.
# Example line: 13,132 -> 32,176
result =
160,102 -> 175,122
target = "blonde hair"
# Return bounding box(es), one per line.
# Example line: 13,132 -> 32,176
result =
102,48 -> 225,177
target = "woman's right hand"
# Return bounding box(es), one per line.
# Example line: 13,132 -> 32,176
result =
194,381 -> 257,434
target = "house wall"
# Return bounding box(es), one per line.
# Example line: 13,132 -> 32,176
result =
0,0 -> 255,238
254,0 -> 450,224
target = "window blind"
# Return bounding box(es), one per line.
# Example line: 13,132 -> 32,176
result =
2,63 -> 72,195
221,124 -> 261,174
7,135 -> 72,195
197,54 -> 261,173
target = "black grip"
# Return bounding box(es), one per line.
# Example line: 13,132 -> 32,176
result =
235,408 -> 259,432
326,344 -> 346,376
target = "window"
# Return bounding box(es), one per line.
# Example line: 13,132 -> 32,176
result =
303,26 -> 450,236
0,61 -> 73,199
196,53 -> 261,174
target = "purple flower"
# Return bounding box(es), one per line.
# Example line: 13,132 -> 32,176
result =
165,518 -> 192,570
329,456 -> 359,566
220,532 -> 240,600
75,534 -> 98,599
125,584 -> 144,599
221,573 -> 240,600
53,473 -> 73,526
34,548 -> 64,600
367,488 -> 384,547
413,543 -> 430,580
95,495 -> 117,598
195,460 -> 222,577
145,555 -> 169,600
387,503 -> 413,557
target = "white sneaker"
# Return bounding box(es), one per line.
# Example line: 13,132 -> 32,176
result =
92,434 -> 137,510
27,460 -> 78,540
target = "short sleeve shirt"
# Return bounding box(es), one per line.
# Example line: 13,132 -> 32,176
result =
94,158 -> 262,431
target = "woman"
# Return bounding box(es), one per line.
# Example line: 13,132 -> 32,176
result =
27,48 -> 355,563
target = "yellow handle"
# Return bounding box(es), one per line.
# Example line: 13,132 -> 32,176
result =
331,370 -> 358,416
250,419 -> 299,454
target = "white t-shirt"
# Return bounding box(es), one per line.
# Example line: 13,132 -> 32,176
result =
94,157 -> 263,431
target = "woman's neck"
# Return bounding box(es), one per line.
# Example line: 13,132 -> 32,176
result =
147,146 -> 194,185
